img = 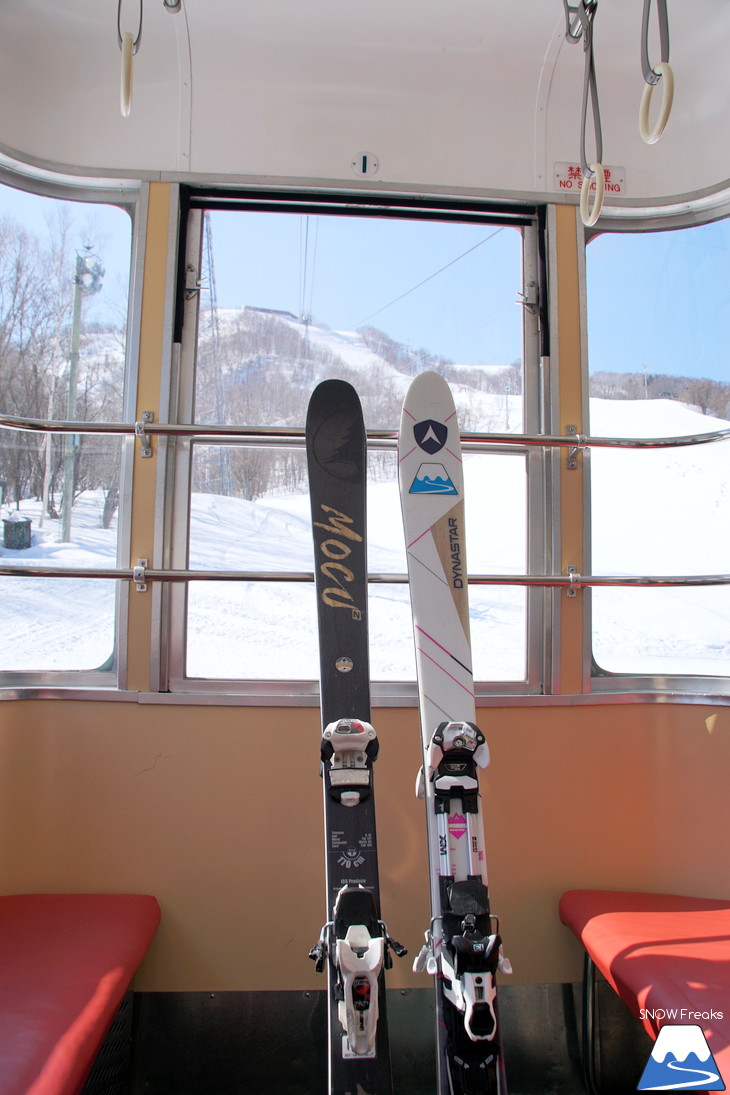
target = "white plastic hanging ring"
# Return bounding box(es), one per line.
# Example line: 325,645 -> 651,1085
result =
580,163 -> 604,227
639,61 -> 674,144
120,30 -> 134,117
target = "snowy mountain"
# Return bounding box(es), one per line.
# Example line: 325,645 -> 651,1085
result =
195,307 -> 522,438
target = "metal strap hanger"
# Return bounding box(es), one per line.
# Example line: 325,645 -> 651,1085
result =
639,0 -> 674,144
562,0 -> 605,226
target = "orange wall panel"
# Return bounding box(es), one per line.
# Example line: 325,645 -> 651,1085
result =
1,698 -> 728,991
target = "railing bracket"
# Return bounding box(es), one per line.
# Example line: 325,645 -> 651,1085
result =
566,424 -> 585,469
133,558 -> 148,592
566,565 -> 581,597
135,411 -> 154,458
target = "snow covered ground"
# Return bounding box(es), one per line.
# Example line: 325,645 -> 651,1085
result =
589,399 -> 729,676
0,395 -> 727,682
0,492 -> 117,672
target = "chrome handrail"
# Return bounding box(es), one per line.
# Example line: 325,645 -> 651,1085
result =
1,412 -> 728,452
0,563 -> 728,589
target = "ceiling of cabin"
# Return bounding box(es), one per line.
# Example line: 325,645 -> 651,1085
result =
0,0 -> 728,210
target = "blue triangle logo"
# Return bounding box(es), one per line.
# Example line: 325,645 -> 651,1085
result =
409,462 -> 458,495
637,1025 -> 725,1090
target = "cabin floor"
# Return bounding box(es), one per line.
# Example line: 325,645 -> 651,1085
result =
129,982 -> 652,1094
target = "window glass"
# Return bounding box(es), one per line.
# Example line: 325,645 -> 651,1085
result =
587,220 -> 730,677
183,209 -> 528,684
184,450 -> 528,685
195,211 -> 523,429
0,185 -> 131,673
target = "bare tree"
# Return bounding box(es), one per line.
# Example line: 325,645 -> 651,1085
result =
0,213 -> 125,521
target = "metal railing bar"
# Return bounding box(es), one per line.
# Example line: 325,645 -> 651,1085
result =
0,564 -> 728,588
0,412 -> 728,452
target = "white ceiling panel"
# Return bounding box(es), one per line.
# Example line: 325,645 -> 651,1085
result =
0,0 -> 726,209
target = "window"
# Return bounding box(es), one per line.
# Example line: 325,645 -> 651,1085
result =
0,183 -> 133,676
169,197 -> 538,693
586,219 -> 730,683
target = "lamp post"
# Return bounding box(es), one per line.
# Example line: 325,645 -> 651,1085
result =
60,247 -> 104,543
40,363 -> 68,529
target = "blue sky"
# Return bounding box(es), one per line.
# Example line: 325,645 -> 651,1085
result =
586,220 -> 730,381
0,183 -> 727,381
0,185 -> 132,329
206,210 -> 523,369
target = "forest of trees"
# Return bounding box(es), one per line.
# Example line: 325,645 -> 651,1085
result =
0,215 -> 125,527
189,304 -> 526,500
590,369 -> 730,419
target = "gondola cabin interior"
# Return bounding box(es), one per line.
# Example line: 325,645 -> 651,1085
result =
0,2 -> 728,1093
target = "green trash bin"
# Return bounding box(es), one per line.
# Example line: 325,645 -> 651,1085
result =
3,514 -> 32,549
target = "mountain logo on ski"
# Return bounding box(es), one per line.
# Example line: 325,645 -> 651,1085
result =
414,419 -> 448,455
409,462 -> 458,495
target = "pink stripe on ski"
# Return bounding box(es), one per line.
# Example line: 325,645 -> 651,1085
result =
399,443 -> 418,464
445,445 -> 462,463
417,646 -> 475,700
416,624 -> 472,676
407,528 -> 432,550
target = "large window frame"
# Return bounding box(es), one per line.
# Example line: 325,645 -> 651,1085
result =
582,211 -> 730,701
0,163 -> 144,692
1,174 -> 727,705
164,190 -> 547,701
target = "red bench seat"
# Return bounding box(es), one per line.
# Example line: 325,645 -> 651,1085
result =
559,889 -> 730,1093
0,894 -> 160,1095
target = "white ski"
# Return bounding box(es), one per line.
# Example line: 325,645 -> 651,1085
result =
398,370 -> 510,1095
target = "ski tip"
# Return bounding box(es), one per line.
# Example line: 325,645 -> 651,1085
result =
307,377 -> 361,412
400,370 -> 458,428
305,378 -> 366,480
403,369 -> 454,399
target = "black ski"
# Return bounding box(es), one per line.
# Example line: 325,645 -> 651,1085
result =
306,379 -> 404,1095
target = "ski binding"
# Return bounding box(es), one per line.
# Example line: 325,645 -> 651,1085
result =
420,722 -> 512,1041
309,884 -> 406,1057
427,720 -> 490,809
322,718 -> 379,807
